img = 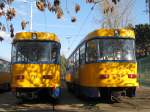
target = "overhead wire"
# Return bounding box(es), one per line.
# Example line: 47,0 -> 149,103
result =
65,0 -> 71,17
64,0 -> 81,52
69,2 -> 97,51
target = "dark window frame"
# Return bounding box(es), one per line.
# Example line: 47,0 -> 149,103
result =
11,40 -> 61,64
85,37 -> 136,64
79,43 -> 86,65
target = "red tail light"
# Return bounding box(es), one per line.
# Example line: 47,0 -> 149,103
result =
16,75 -> 24,80
99,74 -> 109,79
43,75 -> 53,79
128,74 -> 137,78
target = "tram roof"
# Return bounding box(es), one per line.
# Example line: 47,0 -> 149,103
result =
14,32 -> 60,42
84,28 -> 135,41
0,57 -> 10,63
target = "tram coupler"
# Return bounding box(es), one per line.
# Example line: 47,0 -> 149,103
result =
111,91 -> 123,101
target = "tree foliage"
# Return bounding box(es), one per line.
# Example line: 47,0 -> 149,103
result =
0,0 -> 15,39
60,55 -> 67,79
0,0 -> 123,41
0,0 -> 84,40
135,24 -> 150,59
99,0 -> 133,28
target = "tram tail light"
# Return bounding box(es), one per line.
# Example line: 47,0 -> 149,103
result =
16,75 -> 24,80
99,74 -> 109,79
128,74 -> 137,78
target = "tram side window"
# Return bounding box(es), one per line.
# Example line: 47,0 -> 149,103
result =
73,54 -> 76,64
3,63 -> 10,72
70,56 -> 74,70
75,50 -> 79,67
79,44 -> 85,64
71,56 -> 74,64
0,64 -> 3,72
68,57 -> 74,71
67,58 -> 71,70
0,62 -> 10,72
86,40 -> 98,62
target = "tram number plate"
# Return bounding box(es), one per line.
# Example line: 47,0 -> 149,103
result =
30,75 -> 37,79
117,74 -> 124,79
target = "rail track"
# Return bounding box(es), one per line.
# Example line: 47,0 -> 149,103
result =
0,86 -> 150,112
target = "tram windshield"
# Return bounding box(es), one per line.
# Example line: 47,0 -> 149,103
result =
11,41 -> 60,64
86,38 -> 136,62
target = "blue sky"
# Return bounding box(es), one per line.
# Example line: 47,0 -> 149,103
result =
0,0 -> 149,61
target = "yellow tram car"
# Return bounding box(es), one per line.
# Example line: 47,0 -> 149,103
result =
11,32 -> 61,99
0,58 -> 11,91
65,28 -> 138,100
